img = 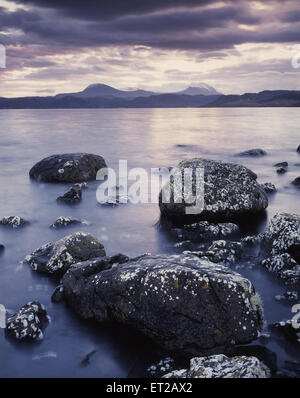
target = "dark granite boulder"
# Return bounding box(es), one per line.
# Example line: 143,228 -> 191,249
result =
29,153 -> 106,182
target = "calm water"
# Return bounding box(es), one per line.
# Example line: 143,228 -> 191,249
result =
0,108 -> 300,377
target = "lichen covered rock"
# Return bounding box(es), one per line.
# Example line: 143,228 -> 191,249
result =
6,301 -> 49,341
63,253 -> 264,356
29,153 -> 106,182
171,221 -> 239,242
25,232 -> 106,276
260,183 -> 276,194
159,158 -> 268,223
162,354 -> 270,378
187,240 -> 243,265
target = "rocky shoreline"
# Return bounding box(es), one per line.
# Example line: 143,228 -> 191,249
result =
2,149 -> 300,378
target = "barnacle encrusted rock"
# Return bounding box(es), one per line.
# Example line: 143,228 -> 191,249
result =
162,354 -> 270,378
57,185 -> 82,204
261,213 -> 300,283
6,301 -> 49,341
0,216 -> 28,228
186,240 -> 243,265
63,253 -> 264,356
25,232 -> 106,276
260,182 -> 277,194
29,153 -> 106,182
50,216 -> 89,228
159,158 -> 268,223
171,221 -> 239,242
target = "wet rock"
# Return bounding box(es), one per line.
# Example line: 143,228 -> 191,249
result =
147,357 -> 175,377
50,216 -> 89,229
277,167 -> 287,174
73,182 -> 88,189
159,158 -> 268,223
0,216 -> 28,228
292,177 -> 300,188
270,320 -> 300,344
98,195 -> 129,206
170,221 -> 239,242
236,149 -> 267,157
51,284 -> 64,303
57,185 -> 82,204
63,253 -> 264,356
260,182 -> 276,194
187,240 -> 243,265
81,350 -> 97,366
0,244 -> 4,252
262,254 -> 300,284
29,153 -> 106,183
6,301 -> 49,341
241,234 -> 263,246
274,162 -> 288,168
297,145 -> 300,153
162,354 -> 270,378
25,232 -> 106,276
274,291 -> 298,302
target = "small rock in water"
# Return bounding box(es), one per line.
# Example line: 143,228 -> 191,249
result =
51,284 -> 64,303
0,216 -> 28,228
270,320 -> 300,344
162,354 -> 270,378
6,301 -> 49,341
99,195 -> 129,206
81,350 -> 97,366
0,244 -> 4,252
297,145 -> 300,153
50,216 -> 88,229
274,162 -> 288,168
260,183 -> 276,194
277,167 -> 287,174
292,177 -> 300,188
57,185 -> 82,204
25,231 -> 106,276
147,357 -> 175,377
236,148 -> 267,157
274,291 -> 298,302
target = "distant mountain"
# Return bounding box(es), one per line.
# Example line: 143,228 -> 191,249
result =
177,83 -> 221,96
56,83 -> 155,99
0,88 -> 300,109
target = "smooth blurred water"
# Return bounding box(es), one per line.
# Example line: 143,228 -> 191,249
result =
0,108 -> 299,377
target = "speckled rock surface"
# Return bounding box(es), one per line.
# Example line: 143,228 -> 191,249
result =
25,232 -> 106,276
260,182 -> 276,194
162,354 -> 270,378
171,221 -> 239,242
261,213 -> 300,283
236,149 -> 267,157
29,153 -> 106,182
50,216 -> 89,228
63,253 -> 264,356
186,240 -> 243,265
6,301 -> 49,341
57,185 -> 82,204
159,158 -> 268,223
0,216 -> 28,228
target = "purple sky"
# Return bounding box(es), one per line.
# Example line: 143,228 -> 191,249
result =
0,0 -> 300,97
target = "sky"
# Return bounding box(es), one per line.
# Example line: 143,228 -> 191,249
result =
0,0 -> 300,97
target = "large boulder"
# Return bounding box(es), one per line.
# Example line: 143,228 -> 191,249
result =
159,158 -> 268,223
25,232 -> 106,276
162,354 -> 270,378
63,253 -> 264,356
29,153 -> 106,182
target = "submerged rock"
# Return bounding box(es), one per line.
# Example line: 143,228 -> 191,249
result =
0,216 -> 28,228
274,162 -> 288,168
260,183 -> 276,194
0,244 -> 4,252
162,354 -> 270,378
170,221 -> 239,242
6,301 -> 49,341
50,216 -> 89,229
274,291 -> 298,302
277,167 -> 287,175
159,158 -> 268,223
57,185 -> 82,204
292,177 -> 300,188
236,149 -> 267,157
297,146 -> 300,153
29,153 -> 106,183
25,232 -> 106,276
63,253 -> 264,356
